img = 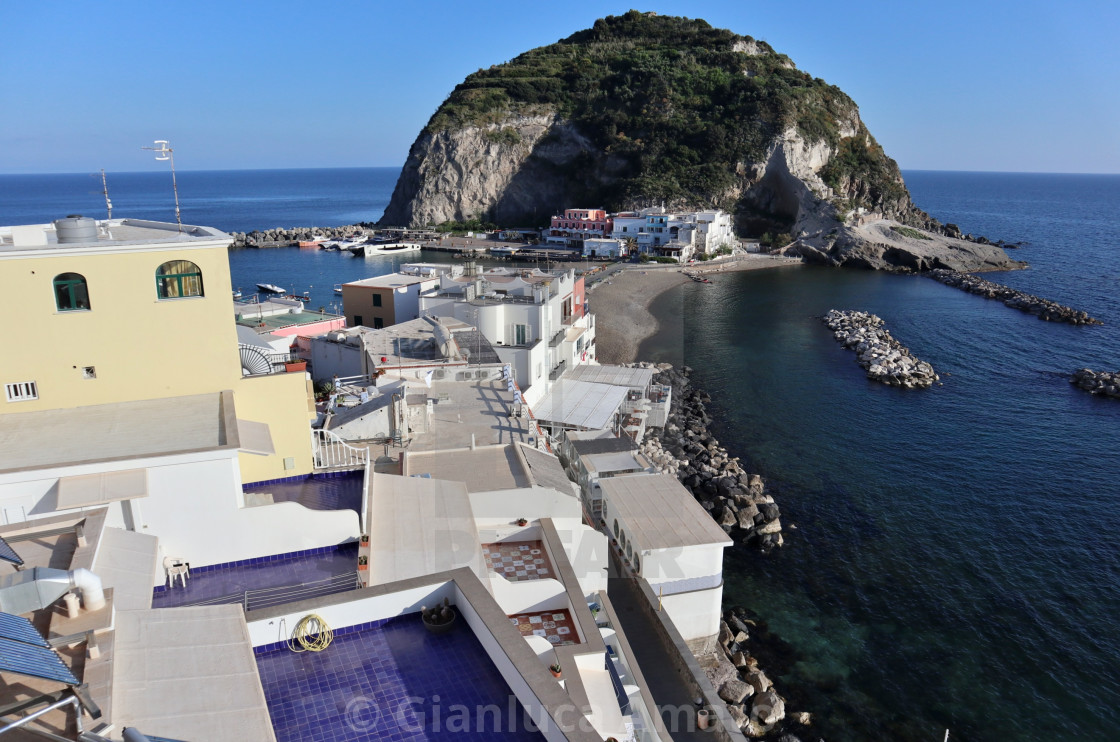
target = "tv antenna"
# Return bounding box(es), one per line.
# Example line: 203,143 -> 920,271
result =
142,139 -> 182,232
90,169 -> 112,219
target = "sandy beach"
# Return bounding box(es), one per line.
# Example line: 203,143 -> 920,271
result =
588,254 -> 804,364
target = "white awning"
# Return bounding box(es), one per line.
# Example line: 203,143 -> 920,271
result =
235,419 -> 275,456
57,469 -> 149,510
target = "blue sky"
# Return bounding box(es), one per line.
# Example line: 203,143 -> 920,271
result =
1,0 -> 1117,174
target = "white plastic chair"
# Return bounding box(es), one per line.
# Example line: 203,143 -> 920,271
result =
163,557 -> 190,588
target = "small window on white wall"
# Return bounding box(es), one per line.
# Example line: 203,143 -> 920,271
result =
5,381 -> 38,402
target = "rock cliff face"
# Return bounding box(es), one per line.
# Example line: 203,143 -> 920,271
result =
380,11 -> 1020,273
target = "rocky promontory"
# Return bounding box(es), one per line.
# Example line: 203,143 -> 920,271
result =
1071,369 -> 1120,399
379,11 -> 1019,274
928,269 -> 1101,325
638,364 -> 784,551
823,310 -> 938,388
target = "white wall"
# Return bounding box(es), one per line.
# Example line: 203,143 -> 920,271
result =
139,457 -> 359,576
488,575 -> 570,615
641,544 -> 724,586
310,337 -> 364,383
246,580 -> 455,646
659,584 -> 724,646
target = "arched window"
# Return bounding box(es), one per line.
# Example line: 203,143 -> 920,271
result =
53,273 -> 91,311
625,542 -> 632,560
156,260 -> 204,299
634,555 -> 641,574
613,520 -> 619,539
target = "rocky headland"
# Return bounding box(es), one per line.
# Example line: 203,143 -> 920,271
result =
823,310 -> 938,388
638,363 -> 784,551
1071,369 -> 1120,399
928,269 -> 1101,325
378,11 -> 1020,274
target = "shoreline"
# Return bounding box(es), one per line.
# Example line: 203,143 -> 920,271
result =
590,255 -> 804,365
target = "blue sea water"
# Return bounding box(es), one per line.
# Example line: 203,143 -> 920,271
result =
642,171 -> 1120,741
0,167 -> 400,234
2,167 -> 1117,740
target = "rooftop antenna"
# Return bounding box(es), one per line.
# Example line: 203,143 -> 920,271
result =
91,169 -> 113,219
142,139 -> 182,232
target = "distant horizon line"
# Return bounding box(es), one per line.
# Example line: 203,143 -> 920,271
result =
1,166 -> 1118,177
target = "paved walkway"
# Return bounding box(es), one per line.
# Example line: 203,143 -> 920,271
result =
607,574 -> 713,741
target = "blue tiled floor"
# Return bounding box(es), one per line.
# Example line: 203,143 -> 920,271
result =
244,472 -> 364,514
256,614 -> 546,741
152,544 -> 358,609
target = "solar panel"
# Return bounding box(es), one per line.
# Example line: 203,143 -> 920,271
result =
0,612 -> 49,648
0,636 -> 80,685
0,535 -> 23,566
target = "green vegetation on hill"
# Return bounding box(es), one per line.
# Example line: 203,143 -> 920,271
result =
423,11 -> 905,219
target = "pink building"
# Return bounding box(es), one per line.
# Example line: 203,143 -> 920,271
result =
547,208 -> 614,248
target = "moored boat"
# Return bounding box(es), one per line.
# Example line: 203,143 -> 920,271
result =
348,242 -> 422,257
256,282 -> 285,294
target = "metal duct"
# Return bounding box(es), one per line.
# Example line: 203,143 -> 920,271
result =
0,567 -> 104,615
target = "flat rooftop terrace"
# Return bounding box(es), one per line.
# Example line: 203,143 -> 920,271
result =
152,544 -> 359,610
255,613 -> 546,741
0,218 -> 229,253
409,381 -> 530,451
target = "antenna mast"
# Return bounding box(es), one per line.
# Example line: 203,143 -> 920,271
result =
142,140 -> 182,232
93,169 -> 113,219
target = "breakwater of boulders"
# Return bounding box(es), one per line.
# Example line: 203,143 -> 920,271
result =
927,269 -> 1101,325
229,224 -> 374,248
823,310 -> 938,389
1071,368 -> 1120,399
705,607 -> 815,739
635,363 -> 784,552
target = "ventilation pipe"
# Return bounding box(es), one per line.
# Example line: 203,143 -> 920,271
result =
0,566 -> 105,615
70,568 -> 106,612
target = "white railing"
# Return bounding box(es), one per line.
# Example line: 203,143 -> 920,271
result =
311,428 -> 370,470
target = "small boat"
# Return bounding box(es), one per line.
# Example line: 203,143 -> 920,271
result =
333,284 -> 343,295
256,283 -> 285,294
348,241 -> 422,257
232,288 -> 242,299
298,235 -> 327,248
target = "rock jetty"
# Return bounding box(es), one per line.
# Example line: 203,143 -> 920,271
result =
823,310 -> 938,388
638,364 -> 784,552
928,269 -> 1101,325
1071,369 -> 1120,399
229,225 -> 374,248
702,607 -> 815,739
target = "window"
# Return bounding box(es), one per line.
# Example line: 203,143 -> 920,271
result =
373,317 -> 384,329
155,260 -> 204,299
5,381 -> 38,403
53,273 -> 91,311
354,315 -> 363,325
372,293 -> 382,307
634,555 -> 641,573
613,520 -> 619,538
514,324 -> 528,345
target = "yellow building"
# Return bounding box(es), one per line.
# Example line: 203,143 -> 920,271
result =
0,216 -> 313,483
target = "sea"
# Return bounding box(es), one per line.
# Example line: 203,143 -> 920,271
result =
2,167 -> 1117,741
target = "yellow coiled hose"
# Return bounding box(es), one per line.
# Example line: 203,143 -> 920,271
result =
287,613 -> 333,653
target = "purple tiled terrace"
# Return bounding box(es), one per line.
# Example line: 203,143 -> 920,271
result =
152,544 -> 359,610
243,471 -> 365,513
255,614 -> 546,742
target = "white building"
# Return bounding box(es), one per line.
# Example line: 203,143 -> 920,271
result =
600,473 -> 733,653
418,265 -> 595,406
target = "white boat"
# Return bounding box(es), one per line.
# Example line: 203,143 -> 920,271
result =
256,283 -> 285,294
333,284 -> 343,295
232,288 -> 242,299
348,242 -> 422,257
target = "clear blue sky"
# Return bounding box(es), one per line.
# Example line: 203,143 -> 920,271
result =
2,0 -> 1117,174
